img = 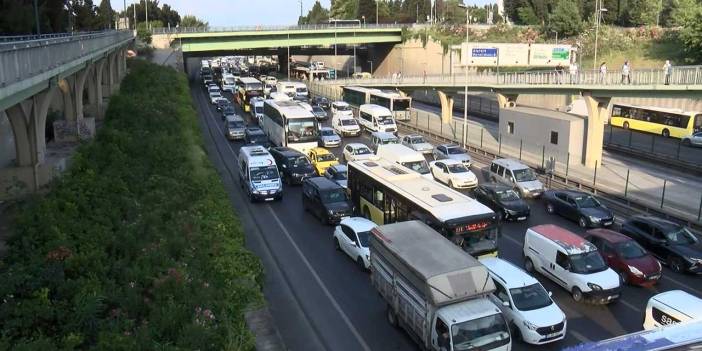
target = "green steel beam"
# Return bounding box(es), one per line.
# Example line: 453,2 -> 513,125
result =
181,32 -> 401,52
174,27 -> 401,39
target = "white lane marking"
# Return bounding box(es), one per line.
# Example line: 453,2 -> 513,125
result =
619,299 -> 642,313
200,90 -> 372,351
267,206 -> 372,351
661,274 -> 702,295
569,330 -> 591,343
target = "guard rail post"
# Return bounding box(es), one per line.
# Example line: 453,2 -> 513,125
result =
661,179 -> 667,209
676,141 -> 682,160
519,139 -> 523,160
593,160 -> 598,194
541,145 -> 546,169
698,195 -> 702,221
650,134 -> 655,153
480,128 -> 484,149
498,134 -> 502,156
624,169 -> 630,198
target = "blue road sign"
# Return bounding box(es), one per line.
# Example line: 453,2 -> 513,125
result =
471,48 -> 498,57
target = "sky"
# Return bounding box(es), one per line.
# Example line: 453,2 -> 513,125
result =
111,0 -> 332,26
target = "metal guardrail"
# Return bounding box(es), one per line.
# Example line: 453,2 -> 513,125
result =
0,31 -> 110,44
151,23 -> 409,34
321,66 -> 702,87
0,30 -> 133,88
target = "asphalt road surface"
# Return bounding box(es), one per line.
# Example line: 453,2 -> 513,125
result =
188,63 -> 701,351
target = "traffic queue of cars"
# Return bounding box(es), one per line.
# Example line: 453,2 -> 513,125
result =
202,66 -> 702,349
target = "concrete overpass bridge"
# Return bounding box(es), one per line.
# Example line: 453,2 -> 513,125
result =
319,67 -> 702,167
0,30 -> 133,199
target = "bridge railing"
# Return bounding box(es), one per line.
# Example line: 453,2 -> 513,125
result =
321,65 -> 702,87
0,30 -> 133,88
151,23 -> 409,34
0,31 -> 111,44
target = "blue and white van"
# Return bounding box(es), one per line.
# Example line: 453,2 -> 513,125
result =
238,146 -> 283,202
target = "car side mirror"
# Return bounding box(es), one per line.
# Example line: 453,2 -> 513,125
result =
502,300 -> 510,307
548,291 -> 553,297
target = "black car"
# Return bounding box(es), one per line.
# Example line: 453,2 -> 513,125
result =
311,105 -> 328,120
620,215 -> 702,273
216,98 -> 232,111
270,147 -> 316,185
221,105 -> 236,119
544,190 -> 614,228
302,177 -> 353,225
244,127 -> 271,148
311,96 -> 330,109
473,183 -> 530,222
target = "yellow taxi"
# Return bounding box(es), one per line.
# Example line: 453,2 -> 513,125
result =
308,147 -> 339,176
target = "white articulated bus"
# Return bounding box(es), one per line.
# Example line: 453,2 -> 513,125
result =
342,86 -> 378,109
347,158 -> 499,258
369,90 -> 412,121
262,100 -> 319,154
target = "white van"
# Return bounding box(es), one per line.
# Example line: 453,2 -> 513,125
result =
331,101 -> 354,117
251,97 -> 265,125
376,144 -> 431,179
489,158 -> 545,198
276,81 -> 297,98
292,82 -> 309,100
221,73 -> 237,93
481,257 -> 567,345
265,76 -> 278,86
332,113 -> 361,137
238,146 -> 283,202
523,224 -> 621,304
358,104 -> 397,134
643,290 -> 702,330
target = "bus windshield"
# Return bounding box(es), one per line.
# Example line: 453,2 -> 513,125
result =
245,83 -> 263,91
287,118 -> 319,142
250,165 -> 279,182
451,314 -> 510,351
335,104 -> 352,111
393,99 -> 411,111
451,221 -> 499,256
401,160 -> 430,174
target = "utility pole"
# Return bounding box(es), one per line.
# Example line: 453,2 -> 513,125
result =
376,0 -> 379,24
33,0 -> 40,34
417,3 -> 419,23
299,0 -> 303,22
458,4 -> 470,148
133,1 -> 137,31
145,0 -> 149,30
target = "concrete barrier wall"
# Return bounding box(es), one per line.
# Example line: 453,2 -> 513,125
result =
291,54 -> 353,73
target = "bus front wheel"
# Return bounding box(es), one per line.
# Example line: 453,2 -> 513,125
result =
623,122 -> 630,129
662,129 -> 670,138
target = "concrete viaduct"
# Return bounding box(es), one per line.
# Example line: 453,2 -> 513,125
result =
0,30 -> 134,199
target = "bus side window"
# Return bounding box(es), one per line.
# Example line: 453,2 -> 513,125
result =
695,114 -> 702,132
373,188 -> 385,208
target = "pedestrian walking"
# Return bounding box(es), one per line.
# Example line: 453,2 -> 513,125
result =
599,62 -> 607,84
663,60 -> 672,85
423,69 -> 427,83
569,61 -> 578,84
398,71 -> 402,82
621,61 -> 631,84
555,63 -> 564,84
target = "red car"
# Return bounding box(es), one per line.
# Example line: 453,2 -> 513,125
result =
584,229 -> 662,287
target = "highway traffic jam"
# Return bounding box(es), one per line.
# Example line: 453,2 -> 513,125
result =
195,56 -> 702,351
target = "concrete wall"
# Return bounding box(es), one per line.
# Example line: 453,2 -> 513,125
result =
374,38 -> 455,77
291,54 -> 354,73
0,111 -> 15,168
499,107 -> 585,158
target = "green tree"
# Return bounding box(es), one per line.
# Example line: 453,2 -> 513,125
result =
517,5 -> 540,24
299,0 -> 330,24
441,0 -> 468,24
625,0 -> 658,25
97,0 -> 113,29
357,0 -> 376,23
677,3 -> 702,62
72,0 -> 100,31
330,0 -> 358,19
668,0 -> 696,25
180,15 -> 208,28
547,0 -> 583,36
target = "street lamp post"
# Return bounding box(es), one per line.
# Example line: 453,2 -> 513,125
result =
458,4 -> 470,148
376,0 -> 379,24
362,16 -> 366,26
593,0 -> 607,71
368,60 -> 373,75
145,0 -> 149,30
551,30 -> 558,44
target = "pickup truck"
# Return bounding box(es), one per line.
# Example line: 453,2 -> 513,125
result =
370,220 -> 512,351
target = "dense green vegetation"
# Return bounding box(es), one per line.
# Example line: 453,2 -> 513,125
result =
0,60 -> 263,349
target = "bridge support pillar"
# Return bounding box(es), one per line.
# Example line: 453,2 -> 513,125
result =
54,67 -> 96,142
102,54 -> 115,98
437,91 -> 454,124
88,59 -> 106,119
581,93 -> 611,168
495,92 -> 518,108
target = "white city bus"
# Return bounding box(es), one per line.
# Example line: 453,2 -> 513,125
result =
369,90 -> 412,121
342,86 -> 378,109
262,100 -> 319,154
562,320 -> 702,351
347,158 -> 498,258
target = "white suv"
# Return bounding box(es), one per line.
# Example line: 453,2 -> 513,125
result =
333,217 -> 375,270
480,257 -> 567,345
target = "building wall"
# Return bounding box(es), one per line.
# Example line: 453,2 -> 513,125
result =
499,108 -> 585,158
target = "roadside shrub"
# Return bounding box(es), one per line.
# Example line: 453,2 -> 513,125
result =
0,60 -> 263,350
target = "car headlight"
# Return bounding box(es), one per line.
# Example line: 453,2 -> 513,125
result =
365,254 -> 370,261
328,209 -> 334,215
688,257 -> 702,265
587,283 -> 602,291
522,320 -> 538,330
589,216 -> 601,223
628,265 -> 644,276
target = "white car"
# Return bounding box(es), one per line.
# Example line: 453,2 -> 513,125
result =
682,131 -> 702,147
333,217 -> 375,270
429,159 -> 478,189
432,144 -> 471,167
401,134 -> 433,154
481,257 -> 567,345
208,87 -> 223,104
342,143 -> 375,163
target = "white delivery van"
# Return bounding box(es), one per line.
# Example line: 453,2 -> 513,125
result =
371,221 -> 512,351
221,73 -> 237,93
251,97 -> 265,125
643,290 -> 702,330
331,101 -> 354,117
276,81 -> 297,98
292,81 -> 309,100
238,145 -> 283,202
358,104 -> 397,134
332,113 -> 361,137
376,143 -> 431,179
489,158 -> 545,199
523,224 -> 621,304
265,76 -> 278,86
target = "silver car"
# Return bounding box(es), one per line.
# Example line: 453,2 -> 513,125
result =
682,131 -> 702,147
432,144 -> 471,167
319,127 -> 342,148
324,164 -> 348,189
225,115 -> 246,140
401,134 -> 433,154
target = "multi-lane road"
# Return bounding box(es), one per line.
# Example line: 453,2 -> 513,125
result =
187,63 -> 700,351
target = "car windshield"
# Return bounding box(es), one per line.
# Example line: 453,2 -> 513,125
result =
321,189 -> 348,203
451,314 -> 510,351
381,137 -> 399,144
664,227 -> 698,245
331,169 -> 347,180
317,153 -> 336,162
402,160 -> 430,174
378,116 -> 394,125
510,283 -> 553,311
296,87 -> 308,93
447,164 -> 469,173
447,147 -> 465,155
251,134 -> 268,143
341,119 -> 358,126
410,136 -> 425,144
357,231 -> 370,247
574,195 -> 601,208
321,129 -> 335,136
211,92 -> 222,97
513,168 -> 537,182
569,251 -> 608,274
245,83 -> 263,91
254,106 -> 263,114
287,118 -> 319,142
335,104 -> 351,111
288,156 -> 310,167
228,120 -> 245,128
615,240 -> 647,259
354,147 -> 371,155
313,107 -> 325,114
496,189 -> 520,201
249,165 -> 279,182
223,107 -> 235,114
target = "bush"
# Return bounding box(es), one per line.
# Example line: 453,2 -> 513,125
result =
0,60 -> 263,349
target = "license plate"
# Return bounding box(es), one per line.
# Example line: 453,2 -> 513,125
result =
648,274 -> 661,280
608,294 -> 619,300
547,332 -> 561,338
604,221 -> 613,226
264,198 -> 275,202
517,216 -> 527,221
